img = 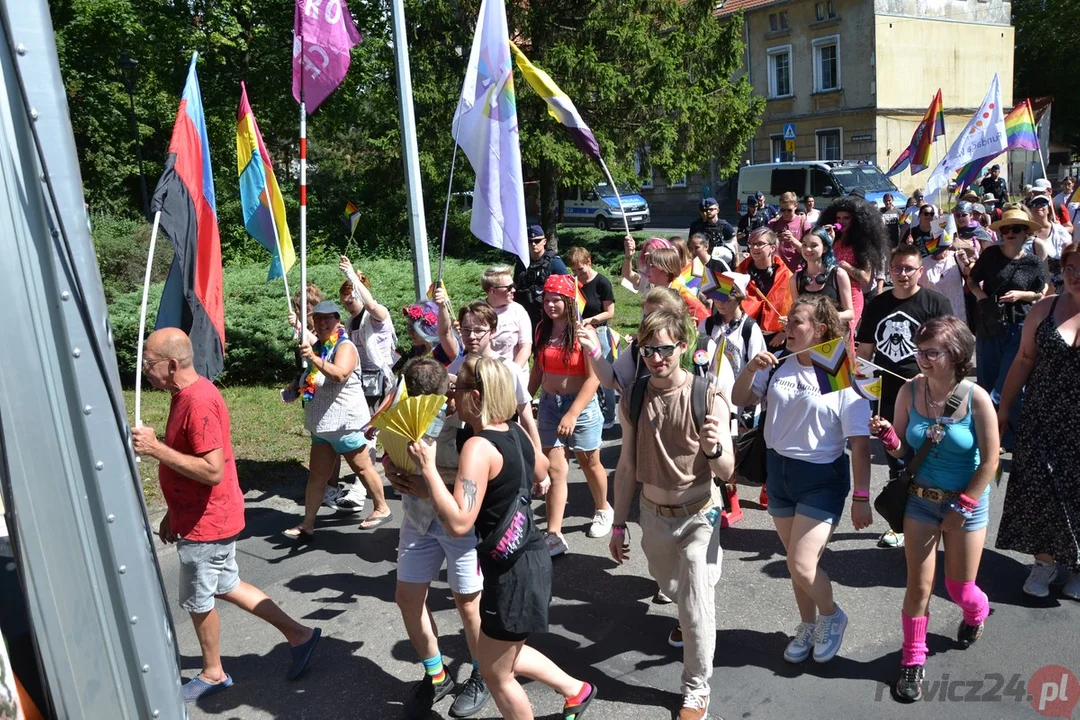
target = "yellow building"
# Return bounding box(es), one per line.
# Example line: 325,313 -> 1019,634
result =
725,0 -> 1014,196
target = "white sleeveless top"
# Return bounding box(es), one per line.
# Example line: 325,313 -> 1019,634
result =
304,338 -> 371,434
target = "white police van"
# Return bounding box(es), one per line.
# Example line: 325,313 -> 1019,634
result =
737,161 -> 905,212
560,183 -> 651,231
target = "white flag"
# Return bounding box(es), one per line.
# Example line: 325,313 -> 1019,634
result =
925,75 -> 1007,199
452,0 -> 528,268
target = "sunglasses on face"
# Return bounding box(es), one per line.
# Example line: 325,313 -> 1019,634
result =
1000,225 -> 1028,235
920,211 -> 934,217
641,344 -> 677,358
490,284 -> 515,291
529,237 -> 545,244
1028,199 -> 1051,208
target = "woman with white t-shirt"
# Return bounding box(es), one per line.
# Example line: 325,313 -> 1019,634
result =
481,265 -> 532,371
732,293 -> 873,666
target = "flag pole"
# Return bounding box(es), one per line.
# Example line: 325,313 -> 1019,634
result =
299,32 -> 308,365
598,157 -> 631,236
134,210 -> 162,431
436,141 -> 460,288
1031,100 -> 1049,181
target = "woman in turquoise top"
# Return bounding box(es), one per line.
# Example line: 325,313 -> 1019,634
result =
869,317 -> 999,704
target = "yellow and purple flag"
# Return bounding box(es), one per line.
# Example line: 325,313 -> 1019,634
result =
237,82 -> 295,280
808,337 -> 853,394
853,375 -> 882,401
509,41 -> 600,162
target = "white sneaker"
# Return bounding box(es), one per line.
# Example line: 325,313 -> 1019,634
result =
587,508 -> 614,538
1023,560 -> 1060,598
783,621 -> 816,663
329,483 -> 367,513
813,605 -> 849,663
544,532 -> 569,557
321,485 -> 343,509
1062,571 -> 1080,601
678,692 -> 709,720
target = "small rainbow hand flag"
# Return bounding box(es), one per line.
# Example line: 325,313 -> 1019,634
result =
609,328 -> 623,360
807,337 -> 853,394
925,214 -> 956,255
853,375 -> 882,401
677,262 -> 702,296
701,269 -> 735,303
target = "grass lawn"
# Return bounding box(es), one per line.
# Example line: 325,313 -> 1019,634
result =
126,386 -> 314,507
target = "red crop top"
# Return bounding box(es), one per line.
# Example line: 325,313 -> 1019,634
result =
538,343 -> 587,375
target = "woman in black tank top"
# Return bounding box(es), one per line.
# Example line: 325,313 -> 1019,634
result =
408,355 -> 598,720
787,227 -> 855,324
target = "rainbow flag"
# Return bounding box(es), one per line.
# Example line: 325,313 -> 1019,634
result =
509,41 -> 600,161
954,100 -> 1040,191
609,328 -> 623,360
808,337 -> 853,394
343,201 -> 361,239
677,262 -> 702,296
853,375 -> 882,401
886,90 -> 945,177
701,268 -> 735,303
236,82 -> 295,281
924,214 -> 956,255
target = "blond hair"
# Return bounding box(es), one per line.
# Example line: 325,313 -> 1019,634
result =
648,247 -> 684,280
565,246 -> 592,266
779,191 -> 798,209
641,286 -> 685,314
637,308 -> 691,346
458,354 -> 517,427
481,265 -> 514,292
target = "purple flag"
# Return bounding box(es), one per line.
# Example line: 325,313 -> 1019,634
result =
292,0 -> 362,114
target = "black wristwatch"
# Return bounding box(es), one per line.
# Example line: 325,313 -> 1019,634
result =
702,445 -> 723,460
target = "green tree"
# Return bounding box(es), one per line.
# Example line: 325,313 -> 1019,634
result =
1013,0 -> 1080,148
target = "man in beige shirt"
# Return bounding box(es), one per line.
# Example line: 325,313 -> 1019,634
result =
609,309 -> 735,720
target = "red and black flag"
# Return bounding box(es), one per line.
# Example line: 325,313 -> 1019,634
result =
153,54 -> 225,380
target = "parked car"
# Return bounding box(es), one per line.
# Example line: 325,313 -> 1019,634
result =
737,161 -> 905,213
560,183 -> 650,231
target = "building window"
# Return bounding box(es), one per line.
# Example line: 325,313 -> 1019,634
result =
817,129 -> 842,160
770,135 -> 792,163
813,35 -> 840,92
769,13 -> 777,31
766,45 -> 792,98
814,1 -> 837,19
827,1 -> 835,17
634,147 -> 653,189
669,174 -> 688,188
780,11 -> 788,28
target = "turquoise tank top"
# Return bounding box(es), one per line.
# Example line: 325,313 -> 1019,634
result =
905,385 -> 984,493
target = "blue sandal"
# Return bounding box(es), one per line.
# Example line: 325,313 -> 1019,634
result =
183,673 -> 233,703
287,627 -> 322,680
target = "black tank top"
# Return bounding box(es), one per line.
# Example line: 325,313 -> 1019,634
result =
473,425 -> 541,547
796,265 -> 840,306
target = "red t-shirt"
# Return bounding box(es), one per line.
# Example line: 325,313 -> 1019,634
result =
159,377 -> 245,541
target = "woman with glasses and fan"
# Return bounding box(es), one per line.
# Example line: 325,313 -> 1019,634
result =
969,207 -> 1047,450
868,317 -> 998,703
529,274 -> 611,555
408,356 -> 598,720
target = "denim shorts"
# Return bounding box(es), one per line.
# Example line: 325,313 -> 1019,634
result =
397,512 -> 484,595
537,391 -> 602,452
905,486 -> 990,531
765,449 -> 851,525
177,536 -> 241,613
311,429 -> 369,453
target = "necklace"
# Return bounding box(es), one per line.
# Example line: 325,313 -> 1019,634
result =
923,379 -> 958,447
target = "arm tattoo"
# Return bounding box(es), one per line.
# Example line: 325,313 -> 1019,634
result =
462,478 -> 477,511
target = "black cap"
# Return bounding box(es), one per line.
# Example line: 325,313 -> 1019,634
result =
527,224 -> 545,240
312,300 -> 342,317
848,187 -> 866,199
755,190 -> 766,200
699,197 -> 718,210
746,195 -> 758,205
991,164 -> 1000,171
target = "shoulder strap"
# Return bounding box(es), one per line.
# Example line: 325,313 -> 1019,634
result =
690,375 -> 709,432
740,316 -> 755,365
628,376 -> 650,427
905,379 -> 974,479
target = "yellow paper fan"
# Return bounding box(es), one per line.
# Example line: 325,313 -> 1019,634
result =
371,394 -> 445,442
366,377 -> 408,429
379,429 -> 416,474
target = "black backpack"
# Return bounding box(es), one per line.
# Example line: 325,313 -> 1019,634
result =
692,315 -> 757,377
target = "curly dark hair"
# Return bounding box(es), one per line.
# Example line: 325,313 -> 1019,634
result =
816,198 -> 888,275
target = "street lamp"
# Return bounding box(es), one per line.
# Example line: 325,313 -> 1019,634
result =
118,51 -> 150,220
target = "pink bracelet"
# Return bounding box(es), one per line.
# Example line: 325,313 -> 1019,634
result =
877,426 -> 901,452
587,346 -> 602,360
612,527 -> 625,536
852,490 -> 870,500
959,492 -> 978,510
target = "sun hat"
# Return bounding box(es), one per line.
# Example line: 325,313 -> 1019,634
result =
989,208 -> 1039,234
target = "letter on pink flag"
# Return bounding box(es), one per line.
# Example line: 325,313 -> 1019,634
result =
292,0 -> 363,114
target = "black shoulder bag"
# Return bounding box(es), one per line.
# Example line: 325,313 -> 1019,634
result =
473,428 -> 536,572
873,381 -> 972,532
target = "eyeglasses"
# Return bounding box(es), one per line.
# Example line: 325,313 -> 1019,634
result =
459,326 -> 490,337
641,344 -> 677,358
529,237 -> 545,244
890,265 -> 920,276
490,284 -> 515,292
1028,198 -> 1051,208
748,241 -> 771,249
1000,225 -> 1028,235
142,357 -> 169,370
920,211 -> 935,217
913,348 -> 947,362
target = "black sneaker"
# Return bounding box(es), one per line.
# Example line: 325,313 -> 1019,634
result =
448,666 -> 490,718
957,620 -> 984,648
404,674 -> 455,718
892,664 -> 924,703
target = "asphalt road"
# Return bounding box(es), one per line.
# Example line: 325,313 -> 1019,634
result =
156,433 -> 1080,720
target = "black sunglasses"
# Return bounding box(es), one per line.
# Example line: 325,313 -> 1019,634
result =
1000,225 -> 1028,235
641,344 -> 677,358
529,237 -> 545,243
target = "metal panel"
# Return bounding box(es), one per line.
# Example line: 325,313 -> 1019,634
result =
0,1 -> 185,717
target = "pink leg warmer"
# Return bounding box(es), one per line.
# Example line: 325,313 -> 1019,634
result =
945,578 -> 990,626
901,612 -> 929,667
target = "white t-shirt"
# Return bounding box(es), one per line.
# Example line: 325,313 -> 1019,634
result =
696,314 -> 767,382
490,301 -> 532,366
752,357 -> 870,463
